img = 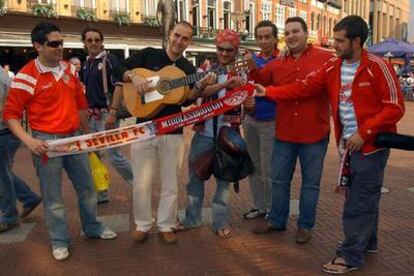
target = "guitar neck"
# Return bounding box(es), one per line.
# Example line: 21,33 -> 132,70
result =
168,71 -> 207,90
167,60 -> 247,90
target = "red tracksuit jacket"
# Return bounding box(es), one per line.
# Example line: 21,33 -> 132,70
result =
265,49 -> 405,154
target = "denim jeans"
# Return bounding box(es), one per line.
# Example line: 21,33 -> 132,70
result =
183,133 -> 230,231
268,136 -> 329,230
0,132 -> 41,224
32,131 -> 103,249
243,115 -> 274,212
337,149 -> 389,268
88,111 -> 133,186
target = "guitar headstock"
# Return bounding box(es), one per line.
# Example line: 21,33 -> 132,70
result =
226,59 -> 251,73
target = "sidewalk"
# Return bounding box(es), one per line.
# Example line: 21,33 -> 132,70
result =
1,102 -> 413,275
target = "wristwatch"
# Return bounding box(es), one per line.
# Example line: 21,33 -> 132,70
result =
127,71 -> 136,82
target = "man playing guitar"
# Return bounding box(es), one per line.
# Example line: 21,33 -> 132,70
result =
113,21 -> 215,244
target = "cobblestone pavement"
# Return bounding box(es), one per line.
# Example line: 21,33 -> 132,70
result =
1,102 -> 413,276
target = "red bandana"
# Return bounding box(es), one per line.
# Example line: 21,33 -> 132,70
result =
216,29 -> 240,49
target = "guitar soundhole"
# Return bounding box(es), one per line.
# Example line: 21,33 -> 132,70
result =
158,80 -> 171,95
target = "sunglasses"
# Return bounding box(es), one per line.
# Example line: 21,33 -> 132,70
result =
86,38 -> 101,43
217,46 -> 235,53
45,40 -> 64,48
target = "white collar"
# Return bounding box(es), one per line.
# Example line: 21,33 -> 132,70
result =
87,50 -> 107,61
35,58 -> 67,81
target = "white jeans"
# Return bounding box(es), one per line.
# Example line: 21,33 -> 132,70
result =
131,134 -> 184,232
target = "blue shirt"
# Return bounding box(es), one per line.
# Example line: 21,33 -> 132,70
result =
80,51 -> 121,108
251,52 -> 277,121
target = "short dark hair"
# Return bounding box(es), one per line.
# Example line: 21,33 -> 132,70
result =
31,22 -> 61,44
255,20 -> 278,39
285,17 -> 308,33
333,15 -> 368,46
81,27 -> 104,41
174,21 -> 194,32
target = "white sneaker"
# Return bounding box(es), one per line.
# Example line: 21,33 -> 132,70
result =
100,228 -> 117,240
52,247 -> 69,261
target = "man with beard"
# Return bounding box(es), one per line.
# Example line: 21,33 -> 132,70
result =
254,16 -> 404,274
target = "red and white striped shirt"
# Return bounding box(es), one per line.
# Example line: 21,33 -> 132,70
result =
3,59 -> 88,134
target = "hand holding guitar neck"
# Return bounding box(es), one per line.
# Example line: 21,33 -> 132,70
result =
131,74 -> 152,96
200,72 -> 217,87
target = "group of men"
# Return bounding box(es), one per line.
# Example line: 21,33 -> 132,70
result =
0,14 -> 405,274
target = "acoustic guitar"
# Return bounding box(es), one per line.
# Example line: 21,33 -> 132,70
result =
122,60 -> 249,118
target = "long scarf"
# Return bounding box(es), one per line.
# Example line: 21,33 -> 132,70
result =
46,83 -> 255,158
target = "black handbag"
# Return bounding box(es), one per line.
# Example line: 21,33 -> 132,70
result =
212,118 -> 254,193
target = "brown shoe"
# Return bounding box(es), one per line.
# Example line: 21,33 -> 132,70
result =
159,231 -> 177,244
295,228 -> 312,244
252,221 -> 285,234
131,231 -> 149,243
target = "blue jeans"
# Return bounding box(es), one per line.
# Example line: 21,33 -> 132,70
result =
88,112 -> 133,185
183,133 -> 230,231
32,131 -> 103,249
337,149 -> 389,268
0,132 -> 41,224
268,136 -> 329,230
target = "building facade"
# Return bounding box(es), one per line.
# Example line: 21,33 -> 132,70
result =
3,0 -> 399,71
370,0 -> 410,43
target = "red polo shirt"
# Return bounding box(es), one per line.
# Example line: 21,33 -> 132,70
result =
250,45 -> 334,143
3,59 -> 87,134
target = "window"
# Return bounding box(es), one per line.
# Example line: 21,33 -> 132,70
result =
262,0 -> 272,21
192,0 -> 200,27
38,0 -> 54,3
316,14 -> 321,30
223,1 -> 232,29
207,0 -> 217,29
142,0 -> 155,15
176,0 -> 187,21
72,0 -> 94,8
310,12 -> 315,30
275,4 -> 285,28
288,8 -> 296,18
299,10 -> 307,21
245,2 -> 255,36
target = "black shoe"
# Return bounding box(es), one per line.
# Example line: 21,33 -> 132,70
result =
243,209 -> 266,220
0,222 -> 19,233
20,198 -> 42,218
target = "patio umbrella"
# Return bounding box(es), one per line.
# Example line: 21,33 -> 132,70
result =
368,38 -> 414,58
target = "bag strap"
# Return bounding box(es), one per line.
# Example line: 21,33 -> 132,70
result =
101,53 -> 110,106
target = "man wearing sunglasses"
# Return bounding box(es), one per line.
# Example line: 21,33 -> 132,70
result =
3,22 -> 117,261
80,27 -> 133,204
